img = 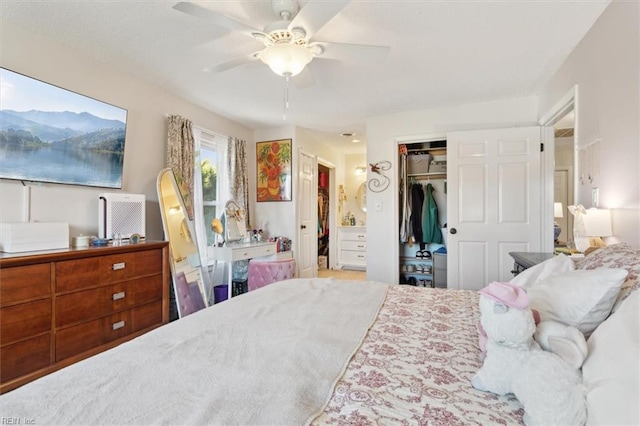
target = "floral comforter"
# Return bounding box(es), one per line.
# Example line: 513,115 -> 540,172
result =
313,285 -> 524,425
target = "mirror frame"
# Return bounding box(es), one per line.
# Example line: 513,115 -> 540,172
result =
157,168 -> 209,317
356,181 -> 367,213
224,200 -> 247,242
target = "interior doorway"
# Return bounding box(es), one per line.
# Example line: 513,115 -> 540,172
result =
540,85 -> 578,251
553,114 -> 575,246
317,159 -> 337,272
318,163 -> 331,270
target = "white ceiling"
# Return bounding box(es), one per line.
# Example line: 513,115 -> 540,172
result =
1,0 -> 609,153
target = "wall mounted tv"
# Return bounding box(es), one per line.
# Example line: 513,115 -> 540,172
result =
0,68 -> 128,189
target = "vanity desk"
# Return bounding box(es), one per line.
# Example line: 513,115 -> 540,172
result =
207,241 -> 278,299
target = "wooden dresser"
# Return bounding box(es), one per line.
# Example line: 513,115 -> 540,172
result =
0,241 -> 169,393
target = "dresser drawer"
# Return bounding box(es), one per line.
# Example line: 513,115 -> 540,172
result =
340,250 -> 367,264
56,275 -> 163,328
233,243 -> 277,260
341,240 -> 367,251
131,301 -> 163,333
0,264 -> 51,307
339,230 -> 366,242
56,310 -> 131,361
1,299 -> 51,345
0,334 -> 51,382
56,257 -> 101,292
99,249 -> 163,283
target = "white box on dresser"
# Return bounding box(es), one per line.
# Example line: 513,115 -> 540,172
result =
0,222 -> 69,253
337,226 -> 366,270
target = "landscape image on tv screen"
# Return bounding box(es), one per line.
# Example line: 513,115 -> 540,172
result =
0,68 -> 128,189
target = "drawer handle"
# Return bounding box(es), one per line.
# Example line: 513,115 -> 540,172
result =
112,262 -> 126,271
357,235 -> 365,238
112,291 -> 126,301
112,320 -> 125,330
357,255 -> 365,259
357,245 -> 365,248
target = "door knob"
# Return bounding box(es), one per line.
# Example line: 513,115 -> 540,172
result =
450,228 -> 457,234
301,225 -> 306,229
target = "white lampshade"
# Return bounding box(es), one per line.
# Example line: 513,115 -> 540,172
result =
258,43 -> 314,77
554,202 -> 564,218
583,208 -> 613,237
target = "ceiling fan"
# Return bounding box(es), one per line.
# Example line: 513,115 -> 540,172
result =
173,0 -> 390,88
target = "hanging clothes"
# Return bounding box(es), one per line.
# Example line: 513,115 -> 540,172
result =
422,183 -> 443,244
399,153 -> 413,243
411,183 -> 425,246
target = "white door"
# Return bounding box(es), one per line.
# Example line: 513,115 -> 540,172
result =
447,127 -> 542,290
298,149 -> 317,278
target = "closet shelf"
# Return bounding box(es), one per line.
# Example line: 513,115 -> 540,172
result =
400,256 -> 433,262
408,172 -> 447,179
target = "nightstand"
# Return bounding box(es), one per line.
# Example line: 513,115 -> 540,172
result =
509,252 -> 555,276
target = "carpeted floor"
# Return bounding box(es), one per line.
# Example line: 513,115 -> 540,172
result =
317,268 -> 367,281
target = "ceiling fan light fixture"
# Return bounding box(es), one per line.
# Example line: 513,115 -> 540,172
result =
259,43 -> 314,77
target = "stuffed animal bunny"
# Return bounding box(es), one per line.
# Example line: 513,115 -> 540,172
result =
471,281 -> 587,426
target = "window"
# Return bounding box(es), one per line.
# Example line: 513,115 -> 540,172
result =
193,127 -> 227,260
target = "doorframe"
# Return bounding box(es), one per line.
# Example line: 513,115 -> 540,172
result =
393,132 -> 447,284
297,148 -> 317,278
317,157 -> 337,270
539,84 -> 579,251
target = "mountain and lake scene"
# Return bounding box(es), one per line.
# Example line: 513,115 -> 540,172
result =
0,68 -> 127,188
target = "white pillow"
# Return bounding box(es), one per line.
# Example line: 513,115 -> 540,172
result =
510,254 -> 575,288
583,290 -> 639,426
525,268 -> 628,335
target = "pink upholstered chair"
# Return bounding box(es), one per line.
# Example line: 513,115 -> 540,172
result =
247,258 -> 296,291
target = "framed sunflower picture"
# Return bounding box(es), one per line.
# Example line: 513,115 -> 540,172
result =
256,139 -> 292,202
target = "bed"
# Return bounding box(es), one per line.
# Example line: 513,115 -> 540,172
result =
1,243 -> 638,425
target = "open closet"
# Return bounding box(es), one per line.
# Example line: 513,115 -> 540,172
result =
398,139 -> 448,288
318,164 -> 330,269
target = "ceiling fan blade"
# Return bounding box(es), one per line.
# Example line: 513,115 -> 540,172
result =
288,0 -> 350,40
173,2 -> 260,34
293,67 -> 315,89
314,41 -> 390,64
203,53 -> 259,73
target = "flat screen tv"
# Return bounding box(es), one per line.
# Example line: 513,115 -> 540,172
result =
0,68 -> 128,189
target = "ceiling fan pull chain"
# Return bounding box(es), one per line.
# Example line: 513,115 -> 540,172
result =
283,73 -> 291,120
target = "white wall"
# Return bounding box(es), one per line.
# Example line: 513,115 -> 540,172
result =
365,96 -> 540,284
538,1 -> 640,247
0,20 -> 252,242
251,125 -> 344,263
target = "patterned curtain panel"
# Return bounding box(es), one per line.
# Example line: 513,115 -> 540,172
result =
166,115 -> 195,220
227,137 -> 250,229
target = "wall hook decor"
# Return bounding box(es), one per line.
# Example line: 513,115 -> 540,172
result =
368,161 -> 391,193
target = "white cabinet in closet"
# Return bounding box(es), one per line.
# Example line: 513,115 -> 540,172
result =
337,227 -> 366,270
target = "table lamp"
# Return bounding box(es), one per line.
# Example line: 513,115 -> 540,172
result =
553,202 -> 563,244
582,208 -> 612,247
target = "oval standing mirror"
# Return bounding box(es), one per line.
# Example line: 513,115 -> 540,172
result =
157,168 -> 208,318
356,182 -> 367,213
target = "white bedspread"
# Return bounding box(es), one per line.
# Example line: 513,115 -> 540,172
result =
0,278 -> 388,426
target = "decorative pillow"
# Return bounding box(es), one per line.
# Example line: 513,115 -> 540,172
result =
510,254 -> 575,288
524,268 -> 628,335
576,243 -> 640,312
583,290 -> 639,426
